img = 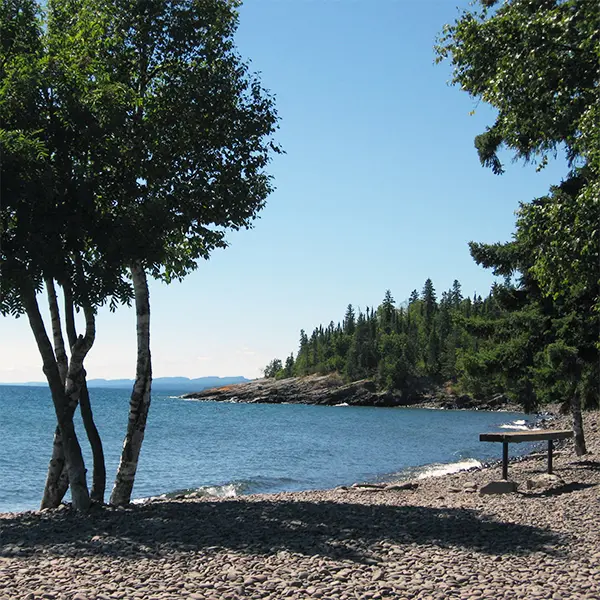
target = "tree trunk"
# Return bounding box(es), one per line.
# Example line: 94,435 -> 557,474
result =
41,300 -> 96,508
110,263 -> 152,506
64,288 -> 107,504
41,427 -> 67,509
79,379 -> 106,502
42,279 -> 70,508
45,279 -> 68,385
571,392 -> 587,456
20,283 -> 90,511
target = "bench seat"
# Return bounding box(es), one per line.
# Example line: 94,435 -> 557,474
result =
480,429 -> 573,479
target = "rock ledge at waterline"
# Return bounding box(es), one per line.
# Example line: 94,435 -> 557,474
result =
182,373 -> 517,410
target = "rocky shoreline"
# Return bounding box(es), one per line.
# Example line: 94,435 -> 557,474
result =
182,373 -> 520,411
1,411 -> 599,600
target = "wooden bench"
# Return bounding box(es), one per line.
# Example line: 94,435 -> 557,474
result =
480,429 -> 574,480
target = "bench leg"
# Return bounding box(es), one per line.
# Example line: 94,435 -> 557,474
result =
502,442 -> 509,480
548,439 -> 553,474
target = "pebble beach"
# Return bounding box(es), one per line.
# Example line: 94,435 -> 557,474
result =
1,411 -> 599,600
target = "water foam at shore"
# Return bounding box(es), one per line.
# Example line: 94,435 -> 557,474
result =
498,419 -> 541,431
132,481 -> 247,504
416,458 -> 482,479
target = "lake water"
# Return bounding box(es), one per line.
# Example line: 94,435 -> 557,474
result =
0,385 -> 539,513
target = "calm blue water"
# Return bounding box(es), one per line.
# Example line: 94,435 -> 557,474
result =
0,385 -> 537,513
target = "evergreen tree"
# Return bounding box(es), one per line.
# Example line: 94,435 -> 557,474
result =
294,329 -> 310,375
263,359 -> 282,379
343,304 -> 356,335
451,280 -> 463,308
283,354 -> 295,378
379,289 -> 396,334
437,0 -> 599,440
421,279 -> 437,329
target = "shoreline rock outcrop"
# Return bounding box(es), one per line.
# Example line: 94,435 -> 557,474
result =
182,373 -> 519,411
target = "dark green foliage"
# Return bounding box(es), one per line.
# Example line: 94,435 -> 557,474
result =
266,279 -> 494,391
434,0 -> 599,416
1,0 -> 281,315
282,354 -> 295,378
343,304 -> 356,335
458,233 -> 599,411
263,359 -> 282,379
264,271 -> 599,411
436,0 -> 599,172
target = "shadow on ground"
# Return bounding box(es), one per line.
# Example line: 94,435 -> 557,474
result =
0,497 -> 565,562
521,482 -> 596,497
569,460 -> 600,472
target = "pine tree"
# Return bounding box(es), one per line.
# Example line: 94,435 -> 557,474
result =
283,353 -> 295,378
379,289 -> 396,334
451,279 -> 463,308
343,304 -> 356,335
421,279 -> 437,333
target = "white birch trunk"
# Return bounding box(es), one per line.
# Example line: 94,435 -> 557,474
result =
42,303 -> 96,508
46,279 -> 68,385
110,263 -> 152,506
20,283 -> 90,511
42,279 -> 69,508
64,287 -> 106,503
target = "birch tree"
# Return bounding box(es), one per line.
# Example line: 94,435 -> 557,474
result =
67,0 -> 281,505
0,0 -> 88,510
3,0 -> 280,508
1,0 -> 132,509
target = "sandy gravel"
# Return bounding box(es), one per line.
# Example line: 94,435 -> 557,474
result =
1,411 -> 599,600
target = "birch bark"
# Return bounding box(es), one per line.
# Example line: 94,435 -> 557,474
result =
64,288 -> 106,503
41,279 -> 69,508
41,298 -> 96,508
110,263 -> 152,506
46,279 -> 68,385
20,283 -> 90,511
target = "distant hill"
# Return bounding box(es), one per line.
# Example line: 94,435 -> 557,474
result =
1,376 -> 250,391
87,376 -> 250,391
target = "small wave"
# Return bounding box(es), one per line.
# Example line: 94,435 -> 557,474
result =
133,481 -> 249,504
333,402 -> 349,407
133,475 -> 307,505
192,483 -> 242,498
417,459 -> 482,479
498,419 -> 541,431
174,480 -> 251,498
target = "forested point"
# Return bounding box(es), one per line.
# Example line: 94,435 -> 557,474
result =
264,277 -> 599,413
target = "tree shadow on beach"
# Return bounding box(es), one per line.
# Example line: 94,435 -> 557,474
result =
569,460 -> 600,472
520,482 -> 596,497
0,495 -> 566,563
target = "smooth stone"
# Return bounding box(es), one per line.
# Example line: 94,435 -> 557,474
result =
384,482 -> 418,491
525,474 -> 564,491
479,480 -> 519,495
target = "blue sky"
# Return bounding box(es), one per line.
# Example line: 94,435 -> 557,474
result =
0,0 -> 568,383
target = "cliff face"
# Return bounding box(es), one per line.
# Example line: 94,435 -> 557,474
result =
181,374 -> 515,410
